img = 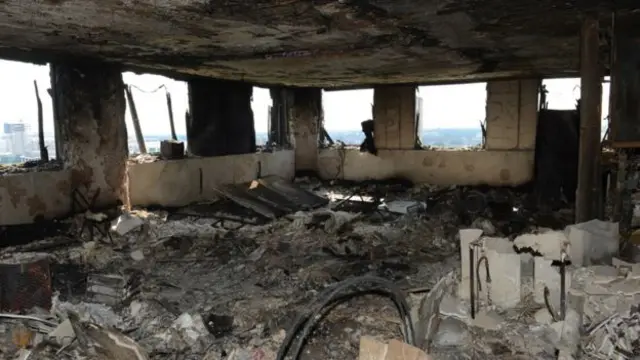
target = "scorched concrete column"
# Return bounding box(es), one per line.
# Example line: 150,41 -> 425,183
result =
286,88 -> 322,172
485,79 -> 540,150
50,61 -> 128,207
186,77 -> 256,157
575,17 -> 602,223
373,86 -> 417,150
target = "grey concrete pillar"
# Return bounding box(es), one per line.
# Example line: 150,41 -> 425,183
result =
575,17 -> 602,223
50,61 -> 128,207
485,79 -> 540,150
286,88 -> 322,173
187,78 -> 255,157
373,85 -> 417,150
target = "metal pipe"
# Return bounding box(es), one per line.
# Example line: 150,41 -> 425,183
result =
560,251 -> 567,320
469,245 -> 475,319
476,255 -> 491,293
544,286 -> 559,322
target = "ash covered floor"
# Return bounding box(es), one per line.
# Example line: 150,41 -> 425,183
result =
0,178 -> 611,359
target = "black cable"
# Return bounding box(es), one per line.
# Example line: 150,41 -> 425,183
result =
275,276 -> 415,360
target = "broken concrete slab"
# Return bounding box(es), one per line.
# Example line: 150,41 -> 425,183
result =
86,273 -> 128,307
565,219 -> 619,267
47,319 -> 75,347
415,271 -> 457,350
359,337 -> 432,360
484,237 -> 522,308
612,257 -> 640,278
534,257 -> 572,308
471,310 -> 503,331
569,265 -> 640,324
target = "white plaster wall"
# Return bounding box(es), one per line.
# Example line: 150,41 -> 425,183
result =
317,149 -> 534,185
0,170 -> 72,225
0,148 -> 528,226
128,150 -> 295,207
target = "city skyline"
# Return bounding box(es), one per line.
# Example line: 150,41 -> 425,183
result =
0,60 -> 610,139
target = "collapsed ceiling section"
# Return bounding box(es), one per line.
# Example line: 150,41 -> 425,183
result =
0,0 -> 632,87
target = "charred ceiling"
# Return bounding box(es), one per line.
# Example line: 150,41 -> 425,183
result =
0,0 -> 635,87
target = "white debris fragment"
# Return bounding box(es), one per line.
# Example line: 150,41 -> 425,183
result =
533,257 -> 572,307
47,319 -> 75,347
111,212 -> 145,235
556,309 -> 582,356
130,250 -> 145,261
534,308 -> 554,325
565,219 -> 619,267
319,210 -> 360,233
85,211 -> 108,222
155,313 -> 209,350
470,217 -> 496,236
378,200 -> 426,214
52,299 -> 123,329
172,313 -> 208,344
471,310 -> 503,331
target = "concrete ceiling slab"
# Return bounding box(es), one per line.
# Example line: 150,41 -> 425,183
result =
0,0 -> 633,87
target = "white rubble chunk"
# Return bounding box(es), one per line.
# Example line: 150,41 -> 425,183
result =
564,219 -> 619,267
612,257 -> 640,278
471,310 -> 503,331
556,309 -> 582,356
155,313 -> 209,350
485,237 -> 521,308
111,212 -> 145,236
378,200 -> 426,214
438,294 -> 468,320
457,229 -> 483,300
47,319 -> 75,347
533,308 -> 553,325
470,217 -> 496,236
513,230 -> 569,260
130,249 -> 145,261
533,257 -> 572,307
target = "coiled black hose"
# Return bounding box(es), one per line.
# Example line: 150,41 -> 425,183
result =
275,276 -> 416,360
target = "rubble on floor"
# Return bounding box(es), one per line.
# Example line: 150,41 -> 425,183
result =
424,224 -> 640,360
0,177 -> 589,359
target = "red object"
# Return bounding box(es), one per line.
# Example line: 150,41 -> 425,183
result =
0,256 -> 52,312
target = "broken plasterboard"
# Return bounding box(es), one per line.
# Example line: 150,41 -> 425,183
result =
359,337 -> 432,360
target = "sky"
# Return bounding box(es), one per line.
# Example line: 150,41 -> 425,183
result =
0,59 -> 610,136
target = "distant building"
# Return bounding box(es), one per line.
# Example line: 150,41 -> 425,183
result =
3,122 -> 28,156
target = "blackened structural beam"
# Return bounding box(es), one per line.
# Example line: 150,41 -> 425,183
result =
575,16 -> 603,223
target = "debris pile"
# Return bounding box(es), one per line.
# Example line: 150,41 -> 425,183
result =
0,176 -> 617,359
584,304 -> 640,358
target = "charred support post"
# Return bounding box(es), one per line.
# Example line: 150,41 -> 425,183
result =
576,17 -> 603,223
271,87 -> 322,172
288,88 -> 322,173
187,77 -> 255,157
373,86 -> 416,150
50,61 -> 128,207
124,85 -> 147,154
269,87 -> 290,147
34,81 -> 48,162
